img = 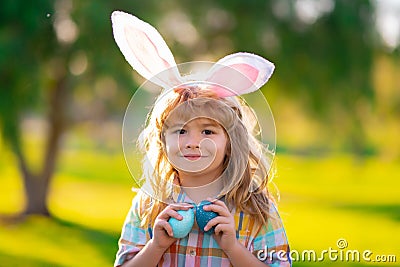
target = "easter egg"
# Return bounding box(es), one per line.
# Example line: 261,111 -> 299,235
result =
196,200 -> 219,234
168,209 -> 195,239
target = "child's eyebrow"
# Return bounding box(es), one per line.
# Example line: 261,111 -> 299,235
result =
167,123 -> 184,128
198,119 -> 224,129
200,123 -> 220,128
166,119 -> 221,128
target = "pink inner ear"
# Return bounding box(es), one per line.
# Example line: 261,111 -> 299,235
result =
205,63 -> 261,97
229,64 -> 259,83
230,64 -> 259,83
125,26 -> 171,76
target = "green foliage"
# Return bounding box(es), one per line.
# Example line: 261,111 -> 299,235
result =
279,0 -> 375,112
0,0 -> 55,150
167,0 -> 376,114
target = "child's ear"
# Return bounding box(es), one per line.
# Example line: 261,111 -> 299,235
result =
111,11 -> 182,88
205,52 -> 275,97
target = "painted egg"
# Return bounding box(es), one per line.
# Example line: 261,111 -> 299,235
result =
196,200 -> 219,234
168,209 -> 195,239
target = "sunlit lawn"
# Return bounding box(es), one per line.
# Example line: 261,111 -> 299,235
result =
0,139 -> 399,266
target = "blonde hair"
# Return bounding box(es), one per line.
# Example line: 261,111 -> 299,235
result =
137,85 -> 274,227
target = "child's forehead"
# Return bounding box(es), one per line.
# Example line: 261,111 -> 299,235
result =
167,117 -> 222,127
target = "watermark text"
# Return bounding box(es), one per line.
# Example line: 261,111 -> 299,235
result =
257,238 -> 397,263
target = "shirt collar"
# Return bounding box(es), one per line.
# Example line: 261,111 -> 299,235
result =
170,175 -> 195,204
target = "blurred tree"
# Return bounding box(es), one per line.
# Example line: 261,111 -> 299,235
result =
0,0 -> 143,216
0,0 -> 58,216
0,0 -> 389,216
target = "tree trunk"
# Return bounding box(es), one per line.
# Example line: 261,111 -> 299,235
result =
19,75 -> 68,216
13,144 -> 50,216
23,173 -> 51,216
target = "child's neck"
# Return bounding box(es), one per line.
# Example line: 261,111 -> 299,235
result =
179,175 -> 224,204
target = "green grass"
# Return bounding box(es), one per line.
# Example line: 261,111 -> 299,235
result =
275,155 -> 400,266
0,140 -> 399,266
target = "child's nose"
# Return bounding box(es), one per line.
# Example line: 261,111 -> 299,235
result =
185,133 -> 201,149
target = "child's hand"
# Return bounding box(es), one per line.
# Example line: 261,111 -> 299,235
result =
203,198 -> 238,254
152,204 -> 193,250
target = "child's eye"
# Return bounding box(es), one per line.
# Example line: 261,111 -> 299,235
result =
202,129 -> 214,135
176,129 -> 186,134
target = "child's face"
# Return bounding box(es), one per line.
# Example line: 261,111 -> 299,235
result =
164,117 -> 228,181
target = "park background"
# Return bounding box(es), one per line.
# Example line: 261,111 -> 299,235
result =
1,0 -> 399,266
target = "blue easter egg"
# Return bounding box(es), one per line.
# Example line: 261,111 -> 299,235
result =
196,200 -> 219,234
168,209 -> 195,239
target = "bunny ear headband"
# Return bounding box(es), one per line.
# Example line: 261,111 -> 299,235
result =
111,11 -> 276,197
111,11 -> 275,97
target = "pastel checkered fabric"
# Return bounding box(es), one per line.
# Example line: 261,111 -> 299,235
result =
115,190 -> 291,266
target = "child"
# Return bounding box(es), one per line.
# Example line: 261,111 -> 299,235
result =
111,11 -> 291,267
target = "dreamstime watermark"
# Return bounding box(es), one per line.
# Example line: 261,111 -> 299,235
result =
257,238 -> 397,263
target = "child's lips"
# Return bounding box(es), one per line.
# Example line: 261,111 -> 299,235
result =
183,154 -> 202,160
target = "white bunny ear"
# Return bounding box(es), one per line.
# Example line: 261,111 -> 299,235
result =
111,11 -> 182,87
205,52 -> 275,97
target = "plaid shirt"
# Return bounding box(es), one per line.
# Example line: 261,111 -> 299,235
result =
115,188 -> 291,267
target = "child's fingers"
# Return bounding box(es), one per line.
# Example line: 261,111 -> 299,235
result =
158,203 -> 194,220
156,220 -> 174,237
158,208 -> 182,221
203,200 -> 230,217
204,216 -> 230,232
214,222 -> 232,236
206,198 -> 228,209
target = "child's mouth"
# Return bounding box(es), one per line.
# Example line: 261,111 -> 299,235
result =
184,155 -> 202,161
